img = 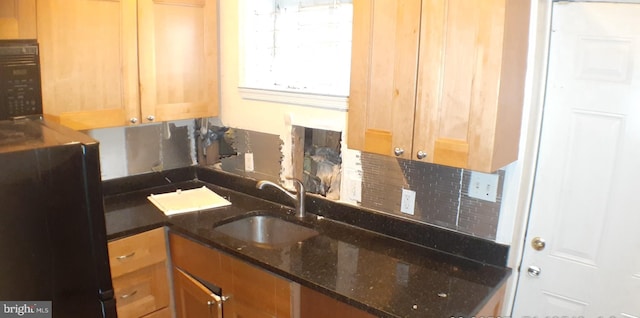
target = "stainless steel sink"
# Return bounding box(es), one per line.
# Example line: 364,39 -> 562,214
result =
213,214 -> 319,248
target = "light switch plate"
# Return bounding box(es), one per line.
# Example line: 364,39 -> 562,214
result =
468,171 -> 499,202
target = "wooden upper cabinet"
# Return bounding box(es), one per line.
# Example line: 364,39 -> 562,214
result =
37,0 -> 139,130
348,0 -> 421,159
138,0 -> 220,123
348,0 -> 531,172
36,0 -> 219,130
0,0 -> 36,39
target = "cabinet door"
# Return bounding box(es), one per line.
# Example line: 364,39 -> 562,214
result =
348,0 -> 421,160
170,233 -> 291,318
174,268 -> 223,318
37,0 -> 140,130
414,0 -> 530,171
137,0 -> 219,124
225,255 -> 291,318
0,0 -> 36,39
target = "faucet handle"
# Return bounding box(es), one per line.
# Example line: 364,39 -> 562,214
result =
285,177 -> 305,194
285,177 -> 306,218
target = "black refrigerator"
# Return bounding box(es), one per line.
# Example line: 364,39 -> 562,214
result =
0,116 -> 117,317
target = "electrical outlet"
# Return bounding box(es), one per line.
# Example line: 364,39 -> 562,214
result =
468,171 -> 499,202
400,189 -> 416,215
244,152 -> 254,172
346,176 -> 362,202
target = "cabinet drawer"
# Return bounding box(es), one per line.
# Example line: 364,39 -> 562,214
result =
141,307 -> 171,318
112,262 -> 170,318
109,227 -> 167,278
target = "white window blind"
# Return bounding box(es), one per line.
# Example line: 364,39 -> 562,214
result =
239,0 -> 353,108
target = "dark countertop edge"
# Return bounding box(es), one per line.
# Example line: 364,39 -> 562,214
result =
102,166 -> 509,267
106,222 -> 166,241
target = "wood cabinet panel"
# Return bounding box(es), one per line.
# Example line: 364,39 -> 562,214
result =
109,227 -> 168,278
0,0 -> 36,39
348,0 -> 421,159
349,0 -> 530,172
36,0 -> 139,130
141,307 -> 171,318
109,228 -> 170,318
174,267 -> 223,318
112,262 -> 170,318
138,0 -> 219,123
170,233 -> 291,318
415,0 -> 531,171
36,0 -> 219,130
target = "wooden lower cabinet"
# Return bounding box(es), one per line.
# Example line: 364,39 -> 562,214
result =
108,228 -> 171,318
173,267 -> 224,318
141,307 -> 172,318
170,232 -> 291,318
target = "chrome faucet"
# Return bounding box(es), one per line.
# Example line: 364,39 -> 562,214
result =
256,178 -> 306,218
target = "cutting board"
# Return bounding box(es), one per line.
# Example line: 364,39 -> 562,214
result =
147,186 -> 231,216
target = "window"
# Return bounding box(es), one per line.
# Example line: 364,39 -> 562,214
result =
239,0 -> 353,109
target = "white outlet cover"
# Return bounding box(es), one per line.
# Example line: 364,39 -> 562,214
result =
244,152 -> 254,172
468,171 -> 499,202
400,188 -> 416,215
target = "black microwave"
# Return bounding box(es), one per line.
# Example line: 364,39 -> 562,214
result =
0,40 -> 43,120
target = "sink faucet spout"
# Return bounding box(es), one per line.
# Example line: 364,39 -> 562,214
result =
256,179 -> 306,218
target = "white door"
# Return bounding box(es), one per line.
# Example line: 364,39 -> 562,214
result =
512,2 -> 640,317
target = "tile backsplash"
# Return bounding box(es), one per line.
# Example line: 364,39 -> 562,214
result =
88,120 -> 196,180
360,153 -> 504,240
198,125 -> 504,241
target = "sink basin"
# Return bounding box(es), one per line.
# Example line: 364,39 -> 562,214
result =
214,215 -> 319,248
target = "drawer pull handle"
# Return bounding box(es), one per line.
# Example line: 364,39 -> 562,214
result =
120,290 -> 137,299
116,252 -> 136,260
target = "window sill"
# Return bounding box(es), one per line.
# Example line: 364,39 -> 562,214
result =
238,87 -> 348,111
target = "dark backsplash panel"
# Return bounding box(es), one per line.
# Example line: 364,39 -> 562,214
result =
219,128 -> 283,182
197,126 -> 504,241
125,123 -> 194,175
360,153 -> 504,240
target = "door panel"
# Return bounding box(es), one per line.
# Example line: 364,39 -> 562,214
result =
513,2 -> 640,317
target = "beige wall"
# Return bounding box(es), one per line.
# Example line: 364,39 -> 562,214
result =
217,1 -> 350,183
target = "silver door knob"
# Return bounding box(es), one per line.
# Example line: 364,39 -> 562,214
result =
531,237 -> 546,251
146,115 -> 155,122
527,265 -> 541,277
416,150 -> 427,160
393,147 -> 404,156
130,117 -> 138,124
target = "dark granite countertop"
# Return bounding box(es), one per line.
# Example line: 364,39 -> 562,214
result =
103,167 -> 511,318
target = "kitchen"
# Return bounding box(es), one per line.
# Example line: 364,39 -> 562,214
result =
1,0 -> 639,317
